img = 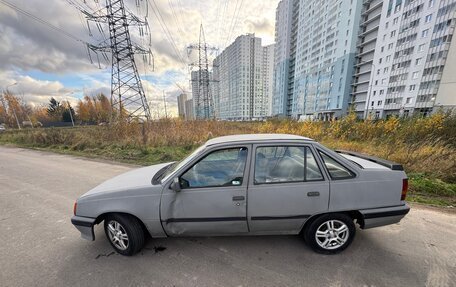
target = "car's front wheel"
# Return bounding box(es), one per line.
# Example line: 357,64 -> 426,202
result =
304,213 -> 355,254
104,214 -> 145,256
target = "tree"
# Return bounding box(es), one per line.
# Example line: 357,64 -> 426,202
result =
76,93 -> 112,123
62,104 -> 75,123
47,97 -> 64,121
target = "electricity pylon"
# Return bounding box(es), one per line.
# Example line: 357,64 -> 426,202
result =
187,24 -> 218,120
84,0 -> 152,121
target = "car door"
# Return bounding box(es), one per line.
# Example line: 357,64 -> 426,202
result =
160,145 -> 251,236
247,143 -> 330,234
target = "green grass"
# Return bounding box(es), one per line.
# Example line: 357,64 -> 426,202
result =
407,173 -> 456,207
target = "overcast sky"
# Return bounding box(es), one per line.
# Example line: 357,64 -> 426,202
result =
0,0 -> 278,117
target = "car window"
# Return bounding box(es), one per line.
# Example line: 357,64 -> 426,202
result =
254,146 -> 323,184
180,147 -> 248,188
319,152 -> 354,179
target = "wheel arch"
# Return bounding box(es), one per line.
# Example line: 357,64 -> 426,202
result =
300,210 -> 365,234
95,212 -> 150,236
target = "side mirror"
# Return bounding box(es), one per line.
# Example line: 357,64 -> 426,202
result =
170,177 -> 181,192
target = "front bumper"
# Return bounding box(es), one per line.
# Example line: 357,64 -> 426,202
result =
359,203 -> 410,229
71,216 -> 96,241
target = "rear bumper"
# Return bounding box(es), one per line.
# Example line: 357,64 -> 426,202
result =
359,203 -> 410,229
71,216 -> 96,241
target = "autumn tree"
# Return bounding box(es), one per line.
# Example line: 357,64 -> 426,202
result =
76,93 -> 112,123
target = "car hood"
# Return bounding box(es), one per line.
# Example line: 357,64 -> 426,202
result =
80,162 -> 172,198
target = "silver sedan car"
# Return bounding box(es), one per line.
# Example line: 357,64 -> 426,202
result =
72,134 -> 410,256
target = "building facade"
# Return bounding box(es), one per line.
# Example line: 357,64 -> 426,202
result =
190,70 -> 213,119
177,93 -> 187,118
184,98 -> 194,120
272,0 -> 363,120
212,34 -> 274,121
274,0 -> 456,120
352,0 -> 456,118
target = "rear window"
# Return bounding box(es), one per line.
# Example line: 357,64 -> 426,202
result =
319,152 -> 355,180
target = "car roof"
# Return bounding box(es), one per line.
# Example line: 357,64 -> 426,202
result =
205,134 -> 314,146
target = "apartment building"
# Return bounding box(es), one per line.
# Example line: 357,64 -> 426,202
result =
351,0 -> 384,118
356,0 -> 456,118
274,0 -> 456,120
190,70 -> 213,119
212,34 -> 274,121
184,98 -> 194,120
272,0 -> 363,120
177,93 -> 187,118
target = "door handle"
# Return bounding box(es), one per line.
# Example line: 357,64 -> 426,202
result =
232,196 -> 245,201
307,191 -> 320,197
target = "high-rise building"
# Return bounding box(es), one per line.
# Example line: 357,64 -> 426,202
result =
352,0 -> 456,118
272,0 -> 297,117
263,44 -> 275,117
351,0 -> 384,118
190,70 -> 213,119
184,98 -> 194,120
177,93 -> 187,118
272,0 -> 363,120
212,34 -> 274,120
274,0 -> 456,120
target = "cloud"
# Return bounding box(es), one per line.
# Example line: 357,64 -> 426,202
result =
0,0 -> 279,116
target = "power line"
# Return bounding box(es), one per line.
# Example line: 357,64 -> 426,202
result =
148,0 -> 186,67
0,0 -> 87,44
224,0 -> 244,48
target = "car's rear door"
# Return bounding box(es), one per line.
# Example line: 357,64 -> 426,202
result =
247,143 -> 330,234
160,145 -> 251,236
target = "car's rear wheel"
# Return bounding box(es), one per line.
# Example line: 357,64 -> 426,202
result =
104,214 -> 145,256
304,213 -> 355,254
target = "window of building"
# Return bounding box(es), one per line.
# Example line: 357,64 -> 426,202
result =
409,84 -> 416,91
429,0 -> 434,7
381,46 -> 385,52
388,43 -> 394,50
418,44 -> 425,51
378,100 -> 382,106
412,71 -> 419,79
386,22 -> 389,29
384,67 -> 389,73
371,101 -> 374,107
380,90 -> 384,95
386,55 -> 391,62
422,29 -> 429,37
425,14 -> 432,23
415,58 -> 422,65
393,17 -> 399,24
379,58 -> 383,64
391,30 -> 396,37
406,97 -> 412,104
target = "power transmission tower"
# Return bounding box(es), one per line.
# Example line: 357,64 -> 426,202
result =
84,0 -> 153,121
187,24 -> 218,120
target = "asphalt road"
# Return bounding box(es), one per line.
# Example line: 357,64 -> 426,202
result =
1,146 -> 455,287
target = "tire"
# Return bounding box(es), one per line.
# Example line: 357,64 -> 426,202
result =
304,213 -> 356,255
104,214 -> 145,256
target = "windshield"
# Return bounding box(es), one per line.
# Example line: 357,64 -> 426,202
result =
160,145 -> 206,183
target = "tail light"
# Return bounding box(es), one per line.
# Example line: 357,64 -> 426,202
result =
73,202 -> 77,216
401,178 -> 408,201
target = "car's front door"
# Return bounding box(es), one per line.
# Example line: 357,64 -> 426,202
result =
247,143 -> 330,234
160,145 -> 251,236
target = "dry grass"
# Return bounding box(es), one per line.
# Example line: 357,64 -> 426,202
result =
1,112 -> 455,185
